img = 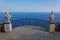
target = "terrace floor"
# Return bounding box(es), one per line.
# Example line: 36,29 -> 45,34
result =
0,26 -> 60,40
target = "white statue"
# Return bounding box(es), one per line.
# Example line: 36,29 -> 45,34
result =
49,11 -> 55,22
4,11 -> 12,32
5,11 -> 11,22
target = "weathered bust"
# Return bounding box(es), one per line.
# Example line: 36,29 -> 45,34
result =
5,11 -> 11,22
49,11 -> 55,22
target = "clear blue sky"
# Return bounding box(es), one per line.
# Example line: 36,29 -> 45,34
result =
0,0 -> 60,12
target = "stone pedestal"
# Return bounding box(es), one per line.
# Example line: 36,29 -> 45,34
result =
49,22 -> 56,32
4,22 -> 12,32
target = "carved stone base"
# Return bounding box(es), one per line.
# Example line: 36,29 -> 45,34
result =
48,22 -> 55,32
4,22 -> 12,32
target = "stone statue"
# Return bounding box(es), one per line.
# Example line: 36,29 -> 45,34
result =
49,11 -> 55,22
5,11 -> 11,22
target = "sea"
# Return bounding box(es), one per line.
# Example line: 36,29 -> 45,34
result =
0,12 -> 60,29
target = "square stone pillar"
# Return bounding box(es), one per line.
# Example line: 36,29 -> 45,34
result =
48,22 -> 56,32
4,22 -> 12,32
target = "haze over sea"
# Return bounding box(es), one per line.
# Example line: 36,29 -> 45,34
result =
0,12 -> 60,29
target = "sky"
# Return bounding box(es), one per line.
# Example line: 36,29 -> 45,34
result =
0,0 -> 60,12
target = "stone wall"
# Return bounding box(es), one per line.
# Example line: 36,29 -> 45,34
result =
0,22 -> 4,32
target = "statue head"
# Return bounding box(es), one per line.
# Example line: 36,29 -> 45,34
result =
5,11 -> 11,22
5,11 -> 11,19
51,11 -> 54,15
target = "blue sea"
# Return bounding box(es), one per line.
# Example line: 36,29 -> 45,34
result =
0,12 -> 60,29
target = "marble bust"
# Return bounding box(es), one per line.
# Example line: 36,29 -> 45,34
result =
49,11 -> 55,22
5,11 -> 11,22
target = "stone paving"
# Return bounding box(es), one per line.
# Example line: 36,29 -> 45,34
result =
0,26 -> 60,40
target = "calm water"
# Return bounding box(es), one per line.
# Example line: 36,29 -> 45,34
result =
0,12 -> 60,29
